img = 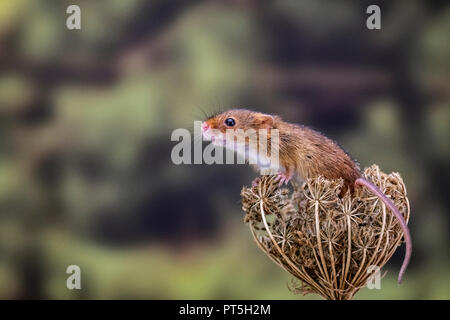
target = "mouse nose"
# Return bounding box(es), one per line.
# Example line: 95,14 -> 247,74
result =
201,122 -> 209,132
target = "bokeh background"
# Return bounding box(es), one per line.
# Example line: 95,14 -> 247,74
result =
0,0 -> 449,299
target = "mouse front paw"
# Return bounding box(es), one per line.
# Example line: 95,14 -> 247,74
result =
252,177 -> 261,187
275,172 -> 293,186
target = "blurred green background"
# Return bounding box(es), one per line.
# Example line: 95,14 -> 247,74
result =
0,0 -> 449,299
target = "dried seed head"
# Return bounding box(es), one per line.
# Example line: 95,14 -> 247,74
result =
242,165 -> 410,300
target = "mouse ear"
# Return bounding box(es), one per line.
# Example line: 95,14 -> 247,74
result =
255,113 -> 274,129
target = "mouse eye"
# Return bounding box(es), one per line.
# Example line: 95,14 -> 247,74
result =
224,118 -> 235,127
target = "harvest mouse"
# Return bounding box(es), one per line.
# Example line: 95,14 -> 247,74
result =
201,108 -> 412,284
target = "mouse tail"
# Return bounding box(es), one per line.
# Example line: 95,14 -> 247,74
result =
355,177 -> 412,284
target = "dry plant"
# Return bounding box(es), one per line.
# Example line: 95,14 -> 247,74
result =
241,164 -> 410,300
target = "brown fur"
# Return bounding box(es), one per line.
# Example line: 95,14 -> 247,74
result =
204,109 -> 411,283
204,109 -> 361,192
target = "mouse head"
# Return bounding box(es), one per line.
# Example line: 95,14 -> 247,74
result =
201,109 -> 275,144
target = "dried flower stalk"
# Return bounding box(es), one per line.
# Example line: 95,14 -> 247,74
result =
241,165 -> 410,300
